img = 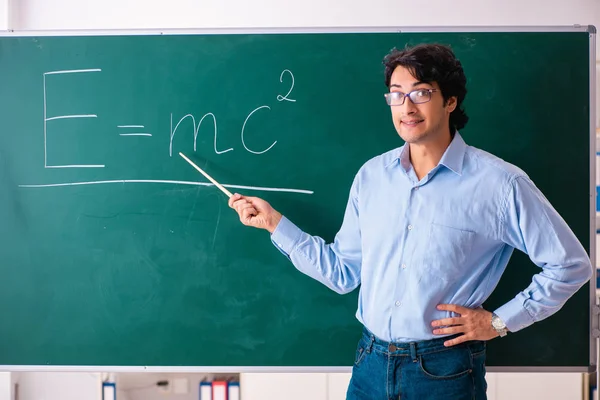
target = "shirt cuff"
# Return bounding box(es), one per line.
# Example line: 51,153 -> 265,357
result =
493,293 -> 536,333
270,216 -> 303,257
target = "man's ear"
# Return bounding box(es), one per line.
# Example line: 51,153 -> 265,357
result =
446,97 -> 458,113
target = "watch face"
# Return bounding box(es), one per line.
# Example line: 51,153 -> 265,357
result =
492,316 -> 504,329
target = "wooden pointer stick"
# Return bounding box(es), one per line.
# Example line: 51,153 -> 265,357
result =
179,152 -> 233,198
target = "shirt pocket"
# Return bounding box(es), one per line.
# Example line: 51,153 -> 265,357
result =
420,223 -> 475,284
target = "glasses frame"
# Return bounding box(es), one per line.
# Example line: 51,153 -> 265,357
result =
384,88 -> 439,106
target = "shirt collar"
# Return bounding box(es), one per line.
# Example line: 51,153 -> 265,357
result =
439,132 -> 467,176
384,144 -> 410,169
385,132 -> 467,176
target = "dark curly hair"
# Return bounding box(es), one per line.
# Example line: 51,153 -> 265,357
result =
383,43 -> 469,132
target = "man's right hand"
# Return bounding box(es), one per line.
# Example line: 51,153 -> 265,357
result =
228,193 -> 282,233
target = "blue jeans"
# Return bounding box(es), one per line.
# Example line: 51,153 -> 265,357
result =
346,327 -> 487,400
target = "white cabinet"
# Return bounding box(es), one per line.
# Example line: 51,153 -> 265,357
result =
240,372 -> 584,400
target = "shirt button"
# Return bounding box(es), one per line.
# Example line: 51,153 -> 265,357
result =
401,264 -> 407,269
395,301 -> 401,307
407,225 -> 413,230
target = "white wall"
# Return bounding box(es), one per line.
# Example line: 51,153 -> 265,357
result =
15,373 -> 101,400
0,0 -> 8,30
496,373 -> 583,400
241,373 -> 328,400
10,0 -> 600,58
117,390 -> 131,400
327,374 -> 352,400
11,0 -> 600,32
6,1 -> 599,400
0,373 -> 11,400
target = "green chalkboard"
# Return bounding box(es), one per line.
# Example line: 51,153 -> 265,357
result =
0,28 -> 594,370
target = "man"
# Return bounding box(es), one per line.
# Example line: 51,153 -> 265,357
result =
228,43 -> 592,399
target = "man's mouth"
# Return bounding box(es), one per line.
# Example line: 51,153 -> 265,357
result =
401,119 -> 424,127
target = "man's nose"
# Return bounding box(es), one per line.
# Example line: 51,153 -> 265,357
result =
399,97 -> 418,115
397,99 -> 417,115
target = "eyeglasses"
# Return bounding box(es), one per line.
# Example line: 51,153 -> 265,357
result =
384,89 -> 438,106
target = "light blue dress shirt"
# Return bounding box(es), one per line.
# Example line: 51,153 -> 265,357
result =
270,132 -> 592,342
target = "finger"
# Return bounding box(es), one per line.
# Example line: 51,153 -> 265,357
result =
444,334 -> 470,347
228,193 -> 242,208
433,326 -> 465,335
236,203 -> 255,212
244,196 -> 267,209
231,198 -> 248,210
240,203 -> 257,215
437,304 -> 467,315
233,200 -> 252,213
241,205 -> 258,218
431,317 -> 462,327
241,207 -> 258,221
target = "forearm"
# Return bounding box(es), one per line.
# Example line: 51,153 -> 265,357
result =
271,216 -> 361,294
494,258 -> 592,332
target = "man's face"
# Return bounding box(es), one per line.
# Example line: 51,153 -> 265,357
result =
388,66 -> 456,145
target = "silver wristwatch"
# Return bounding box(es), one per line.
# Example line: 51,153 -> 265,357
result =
491,313 -> 508,337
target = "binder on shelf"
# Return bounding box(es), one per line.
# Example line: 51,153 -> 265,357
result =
228,381 -> 240,400
212,380 -> 228,400
199,381 -> 212,400
102,382 -> 116,400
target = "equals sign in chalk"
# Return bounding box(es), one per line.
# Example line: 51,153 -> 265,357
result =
117,125 -> 152,136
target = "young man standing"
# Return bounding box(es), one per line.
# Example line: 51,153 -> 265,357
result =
228,43 -> 592,399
